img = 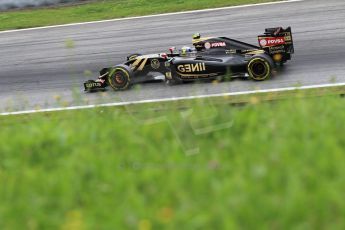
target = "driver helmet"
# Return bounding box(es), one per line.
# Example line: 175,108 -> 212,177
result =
192,33 -> 201,39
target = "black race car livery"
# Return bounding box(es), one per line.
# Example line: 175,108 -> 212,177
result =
84,27 -> 294,91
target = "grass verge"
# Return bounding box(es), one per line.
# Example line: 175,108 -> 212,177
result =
1,92 -> 345,229
0,0 -> 277,31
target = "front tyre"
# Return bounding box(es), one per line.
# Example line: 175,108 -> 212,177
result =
108,65 -> 133,90
247,54 -> 273,81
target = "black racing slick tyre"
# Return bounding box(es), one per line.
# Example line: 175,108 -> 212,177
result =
108,65 -> 133,90
247,54 -> 274,81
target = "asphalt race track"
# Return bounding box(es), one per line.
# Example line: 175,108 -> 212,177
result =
0,0 -> 345,112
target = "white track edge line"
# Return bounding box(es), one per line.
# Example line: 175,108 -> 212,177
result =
0,0 -> 304,34
1,82 -> 344,116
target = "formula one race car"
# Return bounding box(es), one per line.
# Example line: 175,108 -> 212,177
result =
84,27 -> 294,91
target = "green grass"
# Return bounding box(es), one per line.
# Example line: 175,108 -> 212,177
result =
0,0 -> 277,31
1,94 -> 345,229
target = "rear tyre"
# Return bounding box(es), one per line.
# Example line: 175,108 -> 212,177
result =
108,65 -> 133,90
247,54 -> 273,81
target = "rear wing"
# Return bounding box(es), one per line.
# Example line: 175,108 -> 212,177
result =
258,27 -> 294,62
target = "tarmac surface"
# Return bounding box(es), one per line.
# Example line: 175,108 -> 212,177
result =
0,0 -> 344,112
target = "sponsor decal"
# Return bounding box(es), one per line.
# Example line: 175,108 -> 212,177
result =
259,37 -> 285,47
177,63 -> 206,73
204,41 -> 226,49
204,42 -> 211,49
210,42 -> 226,48
151,59 -> 160,69
178,72 -> 219,79
226,49 -> 237,54
259,39 -> 267,46
85,82 -> 102,88
269,45 -> 284,51
269,45 -> 285,54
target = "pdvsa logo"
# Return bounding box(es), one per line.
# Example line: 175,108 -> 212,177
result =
204,42 -> 226,49
259,37 -> 285,47
211,42 -> 226,47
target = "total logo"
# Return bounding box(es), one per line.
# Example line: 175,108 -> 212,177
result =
259,37 -> 285,47
204,42 -> 226,49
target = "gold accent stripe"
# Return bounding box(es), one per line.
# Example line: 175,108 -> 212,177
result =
137,58 -> 148,71
131,58 -> 142,70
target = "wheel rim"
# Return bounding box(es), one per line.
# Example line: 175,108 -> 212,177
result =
112,71 -> 127,87
250,60 -> 269,80
115,73 -> 125,84
252,62 -> 266,76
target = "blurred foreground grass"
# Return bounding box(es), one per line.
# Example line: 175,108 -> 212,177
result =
1,94 -> 345,229
0,0 -> 276,31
